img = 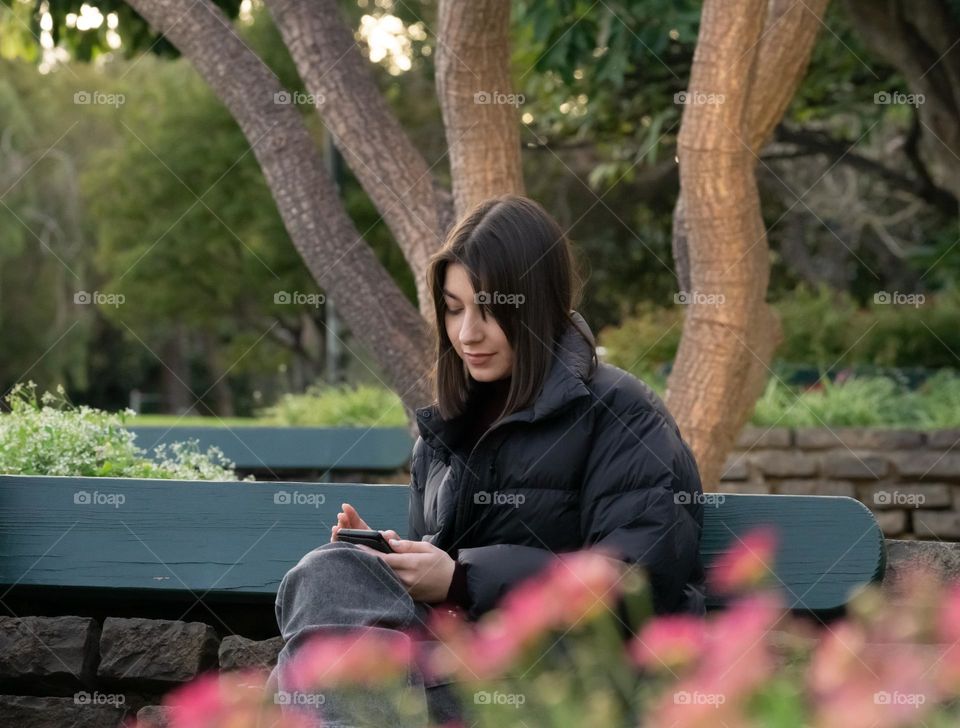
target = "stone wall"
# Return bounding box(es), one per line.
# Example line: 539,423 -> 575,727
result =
718,427 -> 960,539
0,615 -> 282,727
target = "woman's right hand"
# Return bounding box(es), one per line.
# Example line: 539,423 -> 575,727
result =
330,503 -> 370,543
330,503 -> 400,547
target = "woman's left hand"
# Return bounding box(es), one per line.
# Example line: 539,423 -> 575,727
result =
355,537 -> 456,603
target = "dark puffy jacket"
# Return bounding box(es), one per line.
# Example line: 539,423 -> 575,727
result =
408,311 -> 706,621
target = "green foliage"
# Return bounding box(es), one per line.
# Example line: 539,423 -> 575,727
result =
597,301 -> 683,373
81,54 -> 316,331
602,285 -> 960,373
751,370 -> 960,429
752,375 -> 907,428
0,382 -> 249,479
256,383 -> 408,427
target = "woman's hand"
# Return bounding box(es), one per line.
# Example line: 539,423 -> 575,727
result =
330,503 -> 374,542
363,538 -> 456,604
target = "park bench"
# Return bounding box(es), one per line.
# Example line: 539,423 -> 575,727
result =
126,426 -> 413,477
0,474 -> 885,619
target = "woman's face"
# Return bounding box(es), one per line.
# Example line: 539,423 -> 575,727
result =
442,263 -> 514,382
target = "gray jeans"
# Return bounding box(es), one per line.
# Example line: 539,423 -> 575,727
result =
271,541 -> 467,727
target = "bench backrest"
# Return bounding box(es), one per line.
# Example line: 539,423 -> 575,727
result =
126,426 -> 413,473
0,475 -> 885,615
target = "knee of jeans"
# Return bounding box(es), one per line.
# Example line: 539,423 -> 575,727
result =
288,540 -> 378,580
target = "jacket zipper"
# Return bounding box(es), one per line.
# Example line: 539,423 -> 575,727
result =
452,413 -> 526,540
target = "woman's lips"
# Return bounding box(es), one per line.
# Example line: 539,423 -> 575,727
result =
464,352 -> 494,365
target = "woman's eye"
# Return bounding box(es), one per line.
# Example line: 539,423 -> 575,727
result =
446,308 -> 463,315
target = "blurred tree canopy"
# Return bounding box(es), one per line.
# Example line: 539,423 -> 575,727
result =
1,0 -> 957,414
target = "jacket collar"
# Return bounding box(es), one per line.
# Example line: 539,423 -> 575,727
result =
415,311 -> 597,455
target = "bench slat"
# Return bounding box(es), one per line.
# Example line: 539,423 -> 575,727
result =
701,494 -> 885,612
0,476 -> 884,614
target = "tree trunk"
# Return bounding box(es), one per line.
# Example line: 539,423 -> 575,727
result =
265,0 -> 447,322
124,0 -> 434,412
202,338 -> 236,417
666,0 -> 829,487
158,326 -> 192,415
436,0 -> 525,217
845,0 -> 960,202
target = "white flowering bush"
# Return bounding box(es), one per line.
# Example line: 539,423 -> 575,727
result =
0,382 -> 249,480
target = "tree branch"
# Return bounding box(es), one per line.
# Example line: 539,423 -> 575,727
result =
436,0 -> 524,217
123,0 -> 434,410
266,0 -> 448,321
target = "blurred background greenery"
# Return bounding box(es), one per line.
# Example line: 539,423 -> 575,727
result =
1,0 -> 958,428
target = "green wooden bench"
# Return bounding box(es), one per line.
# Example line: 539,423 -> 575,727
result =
0,475 -> 885,617
126,426 -> 413,474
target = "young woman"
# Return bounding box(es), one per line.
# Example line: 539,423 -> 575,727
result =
273,195 -> 706,726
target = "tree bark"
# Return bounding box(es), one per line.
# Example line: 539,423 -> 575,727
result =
436,0 -> 525,218
265,0 -> 447,321
124,0 -> 434,412
666,0 -> 829,487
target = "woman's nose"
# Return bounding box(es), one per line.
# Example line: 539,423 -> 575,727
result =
458,307 -> 484,345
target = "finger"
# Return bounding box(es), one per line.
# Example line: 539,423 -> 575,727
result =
379,552 -> 414,569
386,538 -> 429,553
379,529 -> 400,542
352,543 -> 386,560
342,503 -> 365,529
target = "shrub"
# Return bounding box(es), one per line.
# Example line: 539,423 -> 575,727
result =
600,285 -> 960,371
0,382 -> 247,480
256,383 -> 407,427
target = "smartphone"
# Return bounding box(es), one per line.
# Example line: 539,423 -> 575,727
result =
335,528 -> 395,553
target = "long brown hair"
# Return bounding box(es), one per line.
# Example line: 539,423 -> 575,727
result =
427,194 -> 590,421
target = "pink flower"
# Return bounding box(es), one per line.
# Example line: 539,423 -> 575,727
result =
286,629 -> 413,692
699,592 -> 782,699
648,680 -> 754,728
426,548 -> 626,681
937,581 -> 960,645
708,526 -> 778,596
165,672 -> 227,728
495,548 -> 625,634
163,669 -> 309,728
630,614 -> 706,674
645,593 -> 784,727
810,636 -> 937,728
